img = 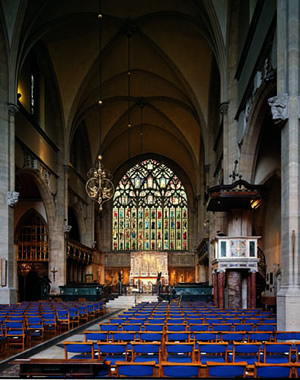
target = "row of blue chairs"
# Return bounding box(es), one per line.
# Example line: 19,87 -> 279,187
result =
0,300 -> 104,352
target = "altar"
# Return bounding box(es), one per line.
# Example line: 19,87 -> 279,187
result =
129,252 -> 169,292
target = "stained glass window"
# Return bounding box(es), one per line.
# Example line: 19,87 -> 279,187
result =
112,159 -> 188,251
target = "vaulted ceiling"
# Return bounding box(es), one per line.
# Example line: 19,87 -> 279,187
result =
9,0 -> 226,194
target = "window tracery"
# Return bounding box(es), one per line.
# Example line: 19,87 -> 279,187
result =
112,159 -> 188,251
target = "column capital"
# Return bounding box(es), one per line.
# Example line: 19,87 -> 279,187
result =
7,103 -> 19,116
7,191 -> 19,207
64,224 -> 72,233
219,101 -> 229,116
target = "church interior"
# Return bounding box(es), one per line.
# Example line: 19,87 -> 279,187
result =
0,0 -> 300,377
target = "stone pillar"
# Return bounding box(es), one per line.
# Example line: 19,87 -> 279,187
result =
274,0 -> 300,330
218,270 -> 225,309
251,270 -> 256,309
0,104 -> 19,304
48,163 -> 67,294
213,271 -> 218,307
247,272 -> 251,309
227,270 -> 241,309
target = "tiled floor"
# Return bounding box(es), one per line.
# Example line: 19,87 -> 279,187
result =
0,307 -> 121,378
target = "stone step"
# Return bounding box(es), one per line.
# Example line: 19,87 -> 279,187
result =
105,294 -> 158,308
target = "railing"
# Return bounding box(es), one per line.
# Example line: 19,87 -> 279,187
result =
67,239 -> 93,264
17,241 -> 48,261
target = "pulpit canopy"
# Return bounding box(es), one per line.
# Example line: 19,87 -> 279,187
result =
206,179 -> 264,212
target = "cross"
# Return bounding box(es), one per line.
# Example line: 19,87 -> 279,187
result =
51,267 -> 57,282
229,160 -> 242,182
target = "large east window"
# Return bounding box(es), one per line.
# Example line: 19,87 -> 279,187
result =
112,159 -> 188,251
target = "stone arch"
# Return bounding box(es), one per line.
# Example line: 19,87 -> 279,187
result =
15,168 -> 57,258
98,153 -> 198,253
239,82 -> 276,183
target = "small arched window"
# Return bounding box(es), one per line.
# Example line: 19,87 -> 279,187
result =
112,159 -> 188,251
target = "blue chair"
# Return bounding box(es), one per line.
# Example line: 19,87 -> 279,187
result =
122,323 -> 142,332
275,331 -> 300,342
109,318 -> 126,325
0,321 -> 7,352
140,332 -> 163,343
198,342 -> 228,364
160,361 -> 204,378
165,331 -> 190,343
167,324 -> 188,332
263,342 -> 292,363
164,342 -> 195,363
115,361 -> 157,377
148,318 -> 165,324
248,332 -> 273,344
131,342 -> 161,364
56,310 -> 70,332
99,323 -> 119,339
144,323 -> 164,332
234,323 -> 255,332
5,320 -> 29,350
84,330 -> 108,349
193,332 -> 217,346
26,316 -> 44,342
254,362 -> 294,377
64,341 -> 95,359
42,312 -> 57,336
97,342 -> 127,365
221,332 -> 245,351
189,324 -> 210,332
69,308 -> 80,328
256,323 -> 277,332
167,318 -> 185,324
206,361 -> 247,377
231,342 -> 261,365
112,332 -> 136,350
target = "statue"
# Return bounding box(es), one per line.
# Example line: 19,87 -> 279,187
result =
118,271 -> 123,295
40,275 -> 51,300
157,272 -> 162,295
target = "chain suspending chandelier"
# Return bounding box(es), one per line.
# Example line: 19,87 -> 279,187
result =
86,0 -> 114,211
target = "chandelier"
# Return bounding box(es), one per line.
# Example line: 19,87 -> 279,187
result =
85,1 -> 114,211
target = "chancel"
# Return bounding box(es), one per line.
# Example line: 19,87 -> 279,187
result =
0,1 -> 300,377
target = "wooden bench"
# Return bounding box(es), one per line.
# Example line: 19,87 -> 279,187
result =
10,358 -> 109,378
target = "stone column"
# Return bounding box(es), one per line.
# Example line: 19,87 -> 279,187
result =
218,270 -> 225,309
213,271 -> 218,307
247,272 -> 251,309
250,270 -> 256,309
274,0 -> 300,330
227,270 -> 241,309
0,104 -> 19,304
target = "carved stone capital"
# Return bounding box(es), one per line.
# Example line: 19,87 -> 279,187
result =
219,101 -> 229,116
7,191 -> 19,207
64,224 -> 72,233
7,103 -> 19,116
268,94 -> 289,123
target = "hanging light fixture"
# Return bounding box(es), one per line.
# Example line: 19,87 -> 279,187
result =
86,0 -> 114,211
139,100 -> 144,154
127,28 -> 132,162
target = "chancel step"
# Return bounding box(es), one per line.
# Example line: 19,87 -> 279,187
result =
105,294 -> 158,308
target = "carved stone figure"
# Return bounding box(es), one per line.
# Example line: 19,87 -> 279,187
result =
268,94 -> 289,122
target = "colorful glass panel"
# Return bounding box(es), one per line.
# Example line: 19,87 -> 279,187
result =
112,159 -> 188,251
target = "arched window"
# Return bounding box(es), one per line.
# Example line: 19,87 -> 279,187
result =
112,159 -> 188,251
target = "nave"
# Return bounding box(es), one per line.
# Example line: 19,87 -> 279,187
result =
1,299 -> 300,378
